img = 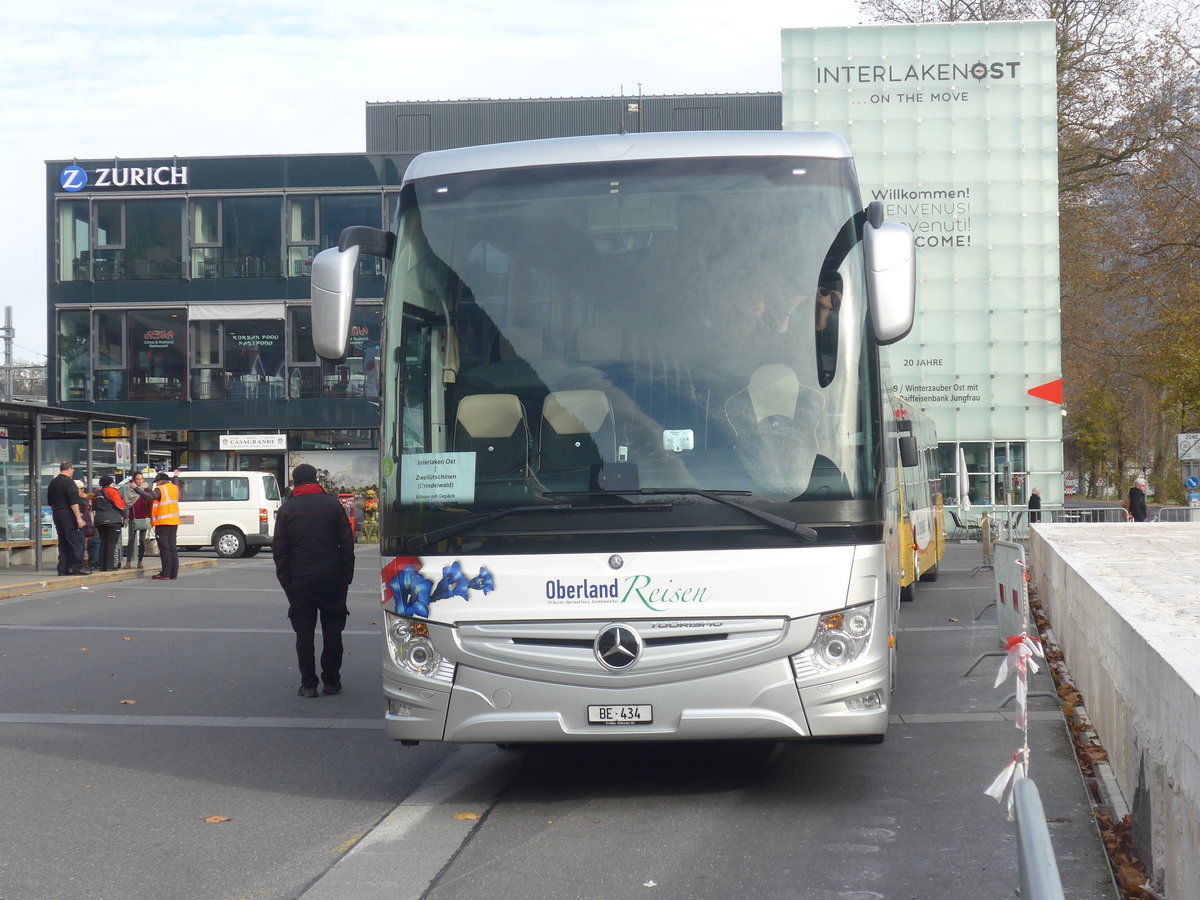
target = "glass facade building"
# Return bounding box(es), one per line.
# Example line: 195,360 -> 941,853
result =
783,22 -> 1064,512
46,154 -> 408,490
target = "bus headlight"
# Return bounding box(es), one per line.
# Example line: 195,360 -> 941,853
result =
385,614 -> 455,683
790,603 -> 876,677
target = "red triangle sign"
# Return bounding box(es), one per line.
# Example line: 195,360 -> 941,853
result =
1027,379 -> 1062,405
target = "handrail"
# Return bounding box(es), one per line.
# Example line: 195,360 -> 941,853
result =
1013,778 -> 1066,900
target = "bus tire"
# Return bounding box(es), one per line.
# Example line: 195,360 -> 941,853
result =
919,560 -> 939,582
900,582 -> 915,603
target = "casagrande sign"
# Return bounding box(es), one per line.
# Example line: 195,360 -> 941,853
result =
782,21 -> 1063,501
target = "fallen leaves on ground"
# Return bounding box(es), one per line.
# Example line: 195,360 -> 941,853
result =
1029,585 -> 1154,899
119,699 -> 137,705
452,812 -> 480,821
204,816 -> 231,824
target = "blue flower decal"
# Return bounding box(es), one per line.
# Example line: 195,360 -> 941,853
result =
434,561 -> 471,601
388,566 -> 434,617
385,560 -> 496,618
468,567 -> 494,595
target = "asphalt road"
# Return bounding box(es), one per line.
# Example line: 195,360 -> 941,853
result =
0,552 -> 452,900
0,545 -> 1115,900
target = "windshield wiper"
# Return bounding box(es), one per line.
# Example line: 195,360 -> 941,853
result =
405,501 -> 672,551
553,488 -> 819,542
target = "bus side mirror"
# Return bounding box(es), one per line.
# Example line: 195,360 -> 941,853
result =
310,245 -> 359,363
899,434 -> 918,468
864,217 -> 916,345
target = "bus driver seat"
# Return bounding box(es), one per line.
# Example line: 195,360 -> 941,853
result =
724,364 -> 840,496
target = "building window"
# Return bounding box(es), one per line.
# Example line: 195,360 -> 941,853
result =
57,309 -> 91,402
320,194 -> 385,276
94,310 -> 127,401
287,306 -> 319,398
287,197 -> 318,277
126,199 -> 187,279
322,307 -> 381,398
129,310 -> 186,399
94,201 -> 125,280
57,201 -> 90,282
190,321 -> 223,399
938,441 -> 1027,507
225,320 -> 286,398
222,197 -> 282,278
191,198 -> 222,279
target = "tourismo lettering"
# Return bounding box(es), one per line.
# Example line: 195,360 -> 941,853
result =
620,575 -> 710,611
545,578 -> 620,600
94,166 -> 189,188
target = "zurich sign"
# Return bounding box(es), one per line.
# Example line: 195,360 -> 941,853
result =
60,166 -> 87,192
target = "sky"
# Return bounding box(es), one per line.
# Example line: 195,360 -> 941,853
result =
1,0 -> 867,363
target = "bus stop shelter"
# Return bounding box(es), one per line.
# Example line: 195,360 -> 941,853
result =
0,401 -> 149,572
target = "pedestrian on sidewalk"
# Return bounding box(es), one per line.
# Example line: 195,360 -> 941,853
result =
135,471 -> 180,580
1027,487 -> 1042,524
272,463 -> 355,698
92,475 -> 127,571
1128,477 -> 1149,522
122,472 -> 152,569
47,462 -> 88,576
80,482 -> 101,570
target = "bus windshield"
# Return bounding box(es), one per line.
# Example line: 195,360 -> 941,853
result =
382,155 -> 882,554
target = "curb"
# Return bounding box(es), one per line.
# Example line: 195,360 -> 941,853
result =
0,558 -> 220,600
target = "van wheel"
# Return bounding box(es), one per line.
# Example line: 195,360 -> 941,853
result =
242,547 -> 262,557
214,528 -> 247,559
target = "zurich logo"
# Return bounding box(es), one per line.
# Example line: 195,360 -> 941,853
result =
60,166 -> 87,192
594,623 -> 643,671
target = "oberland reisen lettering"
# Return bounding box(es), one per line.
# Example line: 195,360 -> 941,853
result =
94,166 -> 189,188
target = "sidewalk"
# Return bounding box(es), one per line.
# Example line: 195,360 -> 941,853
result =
0,558 -> 220,601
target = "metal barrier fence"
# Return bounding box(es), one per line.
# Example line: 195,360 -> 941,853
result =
1039,506 -> 1129,524
1154,506 -> 1200,523
1014,778 -> 1067,900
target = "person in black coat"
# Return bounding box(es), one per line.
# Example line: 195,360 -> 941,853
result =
1027,487 -> 1042,524
272,464 -> 355,698
1128,477 -> 1149,522
47,461 -> 88,576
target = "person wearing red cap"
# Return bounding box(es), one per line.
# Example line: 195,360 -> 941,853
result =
272,463 -> 355,698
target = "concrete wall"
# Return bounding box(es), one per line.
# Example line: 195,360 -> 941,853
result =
1029,524 -> 1200,899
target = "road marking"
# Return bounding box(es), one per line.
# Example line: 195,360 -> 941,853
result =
0,712 -> 383,729
0,709 -> 1060,730
299,744 -> 524,900
0,624 -> 379,635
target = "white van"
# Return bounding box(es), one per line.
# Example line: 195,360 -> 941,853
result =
171,471 -> 282,558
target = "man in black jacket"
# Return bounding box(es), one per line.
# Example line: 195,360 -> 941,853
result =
47,461 -> 88,576
272,464 -> 355,697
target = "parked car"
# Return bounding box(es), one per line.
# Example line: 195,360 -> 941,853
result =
124,471 -> 282,558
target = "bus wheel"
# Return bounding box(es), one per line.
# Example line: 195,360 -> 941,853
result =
900,582 -> 915,603
919,560 -> 939,582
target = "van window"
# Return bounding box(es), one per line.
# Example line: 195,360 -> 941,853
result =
262,475 -> 281,501
178,476 -> 250,502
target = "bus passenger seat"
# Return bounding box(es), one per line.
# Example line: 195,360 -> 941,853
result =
538,390 -> 617,480
452,394 -> 530,480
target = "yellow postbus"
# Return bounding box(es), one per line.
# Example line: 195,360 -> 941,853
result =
894,396 -> 944,601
